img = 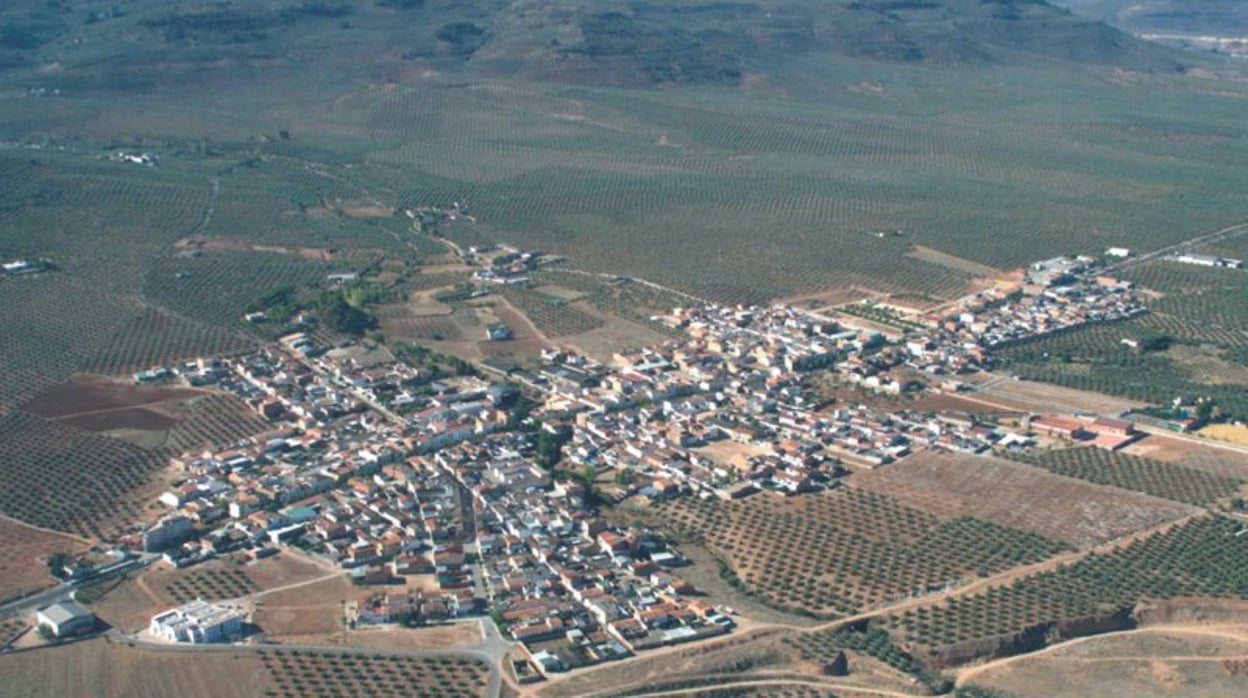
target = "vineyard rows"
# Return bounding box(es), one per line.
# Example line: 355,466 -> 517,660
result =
1003,448 -> 1241,506
165,567 -> 257,604
498,286 -> 605,337
654,489 -> 1069,617
165,394 -> 269,454
259,650 -> 488,698
885,515 -> 1248,651
81,307 -> 254,377
0,412 -> 168,538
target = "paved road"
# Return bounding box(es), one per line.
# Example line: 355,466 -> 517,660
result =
0,555 -> 157,622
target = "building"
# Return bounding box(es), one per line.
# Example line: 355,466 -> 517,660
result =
1030,416 -> 1090,440
150,600 -> 244,644
36,601 -> 95,638
143,516 -> 194,552
1105,247 -> 1131,258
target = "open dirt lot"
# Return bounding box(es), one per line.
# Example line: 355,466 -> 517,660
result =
961,374 -> 1148,415
253,573 -> 356,639
0,516 -> 90,603
1123,435 -> 1248,480
849,451 -> 1196,548
962,624 -> 1248,698
1199,424 -> 1248,447
294,621 -> 484,652
561,309 -> 671,363
0,638 -> 272,698
22,375 -> 204,421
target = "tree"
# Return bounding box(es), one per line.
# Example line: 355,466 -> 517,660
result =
46,551 -> 71,580
36,624 -> 55,642
318,293 -> 376,336
534,426 -> 572,470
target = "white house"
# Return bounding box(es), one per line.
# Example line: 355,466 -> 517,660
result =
37,601 -> 95,638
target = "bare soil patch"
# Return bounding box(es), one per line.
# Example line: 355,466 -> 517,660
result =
0,516 -> 90,603
561,309 -> 671,363
961,374 -> 1147,415
22,375 -> 203,420
964,626 -> 1248,698
0,638 -> 272,698
906,245 -> 1004,278
849,451 -> 1196,548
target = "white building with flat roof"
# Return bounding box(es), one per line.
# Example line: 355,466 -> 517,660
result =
150,600 -> 244,644
37,600 -> 95,638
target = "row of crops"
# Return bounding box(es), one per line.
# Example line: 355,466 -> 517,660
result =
884,515 -> 1248,652
498,286 -> 606,337
165,394 -> 269,455
0,412 -> 168,538
259,650 -> 489,698
1003,448 -> 1242,507
655,489 -> 1070,618
165,567 -> 257,604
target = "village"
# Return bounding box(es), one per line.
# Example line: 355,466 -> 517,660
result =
51,249 -> 1199,677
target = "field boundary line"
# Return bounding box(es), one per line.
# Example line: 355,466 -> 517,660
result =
0,512 -> 94,547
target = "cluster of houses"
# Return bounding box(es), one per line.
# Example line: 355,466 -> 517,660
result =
431,432 -> 732,672
137,251 -> 1175,664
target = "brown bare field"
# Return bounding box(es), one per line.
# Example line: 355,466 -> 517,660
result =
22,375 -> 203,420
0,516 -> 90,603
1199,424 -> 1248,446
306,622 -> 483,652
0,638 -> 273,698
694,441 -> 775,471
1124,435 -> 1248,480
254,574 -> 355,639
962,625 -> 1248,698
906,245 -> 1004,279
849,451 -> 1195,548
961,374 -> 1147,415
561,307 -> 671,363
176,236 -> 338,261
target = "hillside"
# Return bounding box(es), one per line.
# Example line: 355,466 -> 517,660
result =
0,1 -> 1191,92
1055,1 -> 1248,35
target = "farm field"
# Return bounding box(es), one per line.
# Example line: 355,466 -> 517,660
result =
0,638 -> 273,698
0,516 -> 90,603
1003,447 -> 1244,507
883,514 -> 1248,667
651,488 -> 1070,618
0,412 -> 171,539
961,625 -> 1248,698
1123,435 -> 1248,480
258,649 -> 489,698
849,451 -> 1196,548
960,374 -> 1147,415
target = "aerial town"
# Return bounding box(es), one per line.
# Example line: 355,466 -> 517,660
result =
94,248 -> 1170,675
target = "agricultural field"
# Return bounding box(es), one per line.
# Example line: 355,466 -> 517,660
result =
652,489 -> 1070,618
258,650 -> 489,698
786,625 -> 949,692
498,286 -> 606,338
1003,448 -> 1244,507
884,515 -> 1248,666
162,393 -> 270,455
0,638 -> 273,698
998,259 -> 1248,417
0,515 -> 90,603
164,567 -> 258,604
849,451 -> 1196,548
0,412 -> 170,539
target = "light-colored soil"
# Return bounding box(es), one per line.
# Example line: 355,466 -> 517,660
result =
906,245 -> 1004,279
254,574 -> 356,639
960,374 -> 1147,415
561,306 -> 671,363
0,515 -> 91,603
0,637 -> 272,698
532,284 -> 587,302
1124,434 -> 1248,480
849,451 -> 1196,548
694,441 -> 775,471
300,621 -> 483,651
1199,424 -> 1248,446
960,624 -> 1248,698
